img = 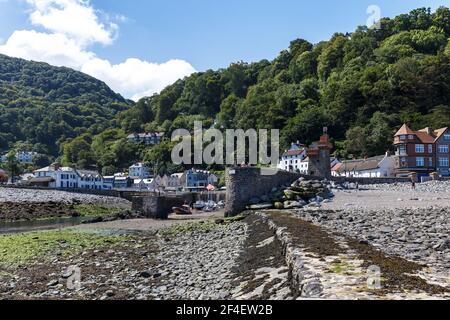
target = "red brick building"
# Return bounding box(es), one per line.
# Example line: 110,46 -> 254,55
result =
394,124 -> 450,177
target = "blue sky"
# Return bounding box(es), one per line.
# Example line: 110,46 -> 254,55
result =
0,0 -> 448,99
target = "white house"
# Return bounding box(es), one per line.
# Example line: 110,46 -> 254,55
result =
33,166 -> 79,188
1,151 -> 37,164
32,165 -> 106,189
132,178 -> 157,190
127,132 -> 164,145
333,153 -> 395,178
129,163 -> 151,179
77,170 -> 104,190
278,143 -> 308,172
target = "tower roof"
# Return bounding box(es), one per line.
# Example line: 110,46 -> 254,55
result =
395,124 -> 415,136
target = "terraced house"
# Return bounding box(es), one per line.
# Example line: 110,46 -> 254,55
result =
394,124 -> 450,178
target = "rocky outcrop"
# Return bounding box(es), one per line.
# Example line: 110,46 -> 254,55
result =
247,177 -> 334,210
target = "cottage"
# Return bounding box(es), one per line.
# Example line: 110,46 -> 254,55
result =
277,142 -> 307,172
113,176 -> 133,189
333,153 -> 395,178
132,178 -> 156,190
127,132 -> 164,145
129,163 -> 152,179
0,151 -> 37,164
77,170 -> 103,190
31,165 -> 106,190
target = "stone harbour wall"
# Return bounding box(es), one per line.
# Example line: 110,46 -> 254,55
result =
225,168 -> 302,217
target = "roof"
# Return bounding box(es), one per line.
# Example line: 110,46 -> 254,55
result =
331,163 -> 343,172
337,155 -> 386,173
171,173 -> 184,178
127,132 -> 165,139
415,131 -> 435,144
34,166 -> 53,172
29,177 -> 55,183
395,124 -> 450,144
395,124 -> 415,136
434,127 -> 449,139
77,170 -> 101,177
282,149 -> 306,157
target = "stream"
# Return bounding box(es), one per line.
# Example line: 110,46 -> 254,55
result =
0,216 -> 94,235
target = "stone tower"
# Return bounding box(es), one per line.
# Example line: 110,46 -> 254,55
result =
307,128 -> 332,179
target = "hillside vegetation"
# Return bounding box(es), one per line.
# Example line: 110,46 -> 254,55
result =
1,7 -> 449,175
0,54 -> 132,156
113,7 -> 450,165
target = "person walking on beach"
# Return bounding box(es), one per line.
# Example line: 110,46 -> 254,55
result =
411,177 -> 416,190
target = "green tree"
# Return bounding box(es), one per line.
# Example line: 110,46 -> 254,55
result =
4,151 -> 22,180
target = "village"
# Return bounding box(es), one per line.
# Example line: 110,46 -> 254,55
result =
1,123 -> 449,195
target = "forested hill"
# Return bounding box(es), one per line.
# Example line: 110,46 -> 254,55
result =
118,7 -> 450,159
0,54 -> 132,156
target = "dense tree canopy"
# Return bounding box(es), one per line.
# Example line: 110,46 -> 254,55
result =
115,7 -> 449,162
0,54 -> 132,156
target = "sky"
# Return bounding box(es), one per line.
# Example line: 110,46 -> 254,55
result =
0,0 -> 448,100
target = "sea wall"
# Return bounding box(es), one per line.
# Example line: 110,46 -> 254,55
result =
225,168 -> 302,217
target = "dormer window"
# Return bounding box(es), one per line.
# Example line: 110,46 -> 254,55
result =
400,135 -> 406,140
408,135 -> 414,140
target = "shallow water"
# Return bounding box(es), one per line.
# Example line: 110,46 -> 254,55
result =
0,216 -> 93,235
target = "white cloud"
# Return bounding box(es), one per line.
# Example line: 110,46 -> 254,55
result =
0,0 -> 196,100
0,30 -> 94,68
82,58 -> 196,101
26,0 -> 116,47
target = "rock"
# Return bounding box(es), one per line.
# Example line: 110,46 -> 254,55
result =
47,280 -> 59,287
140,271 -> 152,278
274,202 -> 284,209
249,203 -> 274,210
105,290 -> 115,297
283,201 -> 304,209
433,240 -> 450,252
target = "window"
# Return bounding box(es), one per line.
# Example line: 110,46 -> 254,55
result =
429,157 -> 433,167
416,157 -> 425,167
401,157 -> 407,167
408,135 -> 414,140
438,145 -> 449,154
428,145 -> 433,154
438,157 -> 449,167
400,135 -> 406,140
444,134 -> 450,141
415,144 -> 425,153
398,145 -> 407,155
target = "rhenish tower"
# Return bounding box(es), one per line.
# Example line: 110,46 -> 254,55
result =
307,128 -> 333,179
